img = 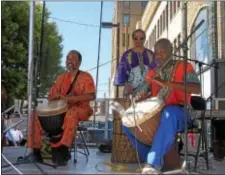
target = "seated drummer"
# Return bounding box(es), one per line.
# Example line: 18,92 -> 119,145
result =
122,38 -> 201,174
27,50 -> 96,166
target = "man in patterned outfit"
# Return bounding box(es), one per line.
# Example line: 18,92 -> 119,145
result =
122,38 -> 201,174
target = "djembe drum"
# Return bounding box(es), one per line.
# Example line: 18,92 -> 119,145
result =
111,96 -> 163,145
36,100 -> 67,142
111,97 -> 181,170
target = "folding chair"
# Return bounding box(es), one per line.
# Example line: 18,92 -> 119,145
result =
176,95 -> 209,170
71,124 -> 90,163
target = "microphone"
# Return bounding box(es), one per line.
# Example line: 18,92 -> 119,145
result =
67,64 -> 74,72
173,54 -> 220,69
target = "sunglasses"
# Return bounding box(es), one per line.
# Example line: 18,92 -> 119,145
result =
133,37 -> 145,41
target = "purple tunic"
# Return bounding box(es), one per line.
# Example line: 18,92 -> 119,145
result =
114,48 -> 157,86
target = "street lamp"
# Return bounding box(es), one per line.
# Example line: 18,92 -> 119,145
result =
101,22 -> 120,98
101,22 -> 120,28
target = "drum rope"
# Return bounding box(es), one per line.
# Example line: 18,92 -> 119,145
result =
127,61 -> 177,171
95,161 -> 142,173
131,96 -> 144,170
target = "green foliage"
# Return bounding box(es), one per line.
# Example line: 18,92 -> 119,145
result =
1,2 -> 64,106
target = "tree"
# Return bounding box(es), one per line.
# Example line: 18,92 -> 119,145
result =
1,2 -> 64,106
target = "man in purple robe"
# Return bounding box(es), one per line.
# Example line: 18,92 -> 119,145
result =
114,29 -> 158,98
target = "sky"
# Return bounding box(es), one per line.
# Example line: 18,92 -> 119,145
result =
46,2 -> 114,98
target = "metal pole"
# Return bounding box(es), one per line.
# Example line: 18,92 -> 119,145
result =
115,24 -> 120,98
108,78 -> 111,98
181,1 -> 188,169
33,1 -> 46,103
27,1 -> 35,145
94,1 -> 103,128
39,0 -> 46,95
208,0 -> 218,159
125,24 -> 129,50
222,2 -> 225,60
212,2 -> 218,97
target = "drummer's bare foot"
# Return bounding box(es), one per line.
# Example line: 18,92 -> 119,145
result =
33,148 -> 43,163
141,164 -> 161,174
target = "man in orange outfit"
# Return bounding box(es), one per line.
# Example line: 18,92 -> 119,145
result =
27,50 -> 96,166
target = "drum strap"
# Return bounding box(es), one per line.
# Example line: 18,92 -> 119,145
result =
66,70 -> 80,95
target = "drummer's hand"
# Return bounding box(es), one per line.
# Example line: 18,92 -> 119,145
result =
135,92 -> 147,102
57,93 -> 64,99
145,68 -> 162,83
51,93 -> 63,100
145,69 -> 156,83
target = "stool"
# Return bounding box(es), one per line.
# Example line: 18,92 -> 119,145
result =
71,125 -> 90,163
176,96 -> 209,170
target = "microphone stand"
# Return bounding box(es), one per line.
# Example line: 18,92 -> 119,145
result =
162,18 -> 206,174
191,59 -> 209,170
174,55 -> 220,154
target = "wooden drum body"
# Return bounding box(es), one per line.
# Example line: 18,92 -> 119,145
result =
111,99 -> 140,163
36,100 -> 67,136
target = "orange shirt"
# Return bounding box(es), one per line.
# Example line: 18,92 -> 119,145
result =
48,71 -> 96,110
145,61 -> 200,106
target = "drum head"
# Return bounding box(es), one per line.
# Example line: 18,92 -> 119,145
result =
122,97 -> 164,127
36,100 -> 67,116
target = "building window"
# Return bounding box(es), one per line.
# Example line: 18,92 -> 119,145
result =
127,34 -> 130,48
154,26 -> 157,42
163,10 -> 166,31
148,35 -> 152,49
142,1 -> 148,9
177,1 -> 181,9
169,1 -> 173,20
173,38 -> 177,59
174,1 -> 177,14
123,14 -> 130,25
166,4 -> 168,27
122,1 -> 130,9
190,8 -> 210,72
160,15 -> 163,34
157,20 -> 160,38
177,34 -> 181,55
122,33 -> 125,47
122,33 -> 130,48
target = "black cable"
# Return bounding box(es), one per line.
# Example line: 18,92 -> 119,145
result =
86,58 -> 116,72
50,16 -> 125,30
50,17 -> 99,28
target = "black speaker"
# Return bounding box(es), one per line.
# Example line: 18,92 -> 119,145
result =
213,120 -> 225,140
212,120 -> 225,160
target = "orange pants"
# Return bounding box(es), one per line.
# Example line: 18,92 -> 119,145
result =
27,106 -> 92,148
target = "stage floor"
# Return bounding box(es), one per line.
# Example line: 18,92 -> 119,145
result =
1,147 -> 225,174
